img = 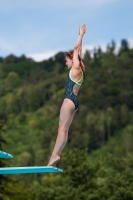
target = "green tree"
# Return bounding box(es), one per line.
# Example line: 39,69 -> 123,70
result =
119,39 -> 129,55
101,155 -> 133,200
0,123 -> 12,200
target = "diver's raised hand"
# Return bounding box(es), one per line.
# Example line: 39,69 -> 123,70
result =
79,24 -> 86,36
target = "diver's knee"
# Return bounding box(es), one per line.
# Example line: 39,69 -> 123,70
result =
58,124 -> 69,133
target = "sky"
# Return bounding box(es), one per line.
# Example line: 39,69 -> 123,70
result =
0,0 -> 133,61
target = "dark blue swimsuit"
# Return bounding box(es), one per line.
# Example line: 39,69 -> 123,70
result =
64,70 -> 83,110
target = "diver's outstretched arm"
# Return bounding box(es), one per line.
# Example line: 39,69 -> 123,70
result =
73,24 -> 86,69
78,26 -> 83,57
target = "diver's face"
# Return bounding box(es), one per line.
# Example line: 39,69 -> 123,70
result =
65,57 -> 73,69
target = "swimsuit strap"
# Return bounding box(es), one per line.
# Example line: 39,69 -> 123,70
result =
69,70 -> 83,86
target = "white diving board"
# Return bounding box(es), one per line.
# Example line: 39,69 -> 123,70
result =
0,166 -> 63,174
0,150 -> 13,158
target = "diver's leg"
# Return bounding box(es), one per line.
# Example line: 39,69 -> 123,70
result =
47,99 -> 77,166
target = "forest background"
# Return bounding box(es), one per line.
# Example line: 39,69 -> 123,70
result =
0,39 -> 133,200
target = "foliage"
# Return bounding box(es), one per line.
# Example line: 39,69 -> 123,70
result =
8,149 -> 133,200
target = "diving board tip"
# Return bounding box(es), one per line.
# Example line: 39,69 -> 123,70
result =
0,150 -> 13,158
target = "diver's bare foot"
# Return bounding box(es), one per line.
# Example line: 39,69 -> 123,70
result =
47,155 -> 60,167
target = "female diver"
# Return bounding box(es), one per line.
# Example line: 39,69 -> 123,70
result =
47,24 -> 86,166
